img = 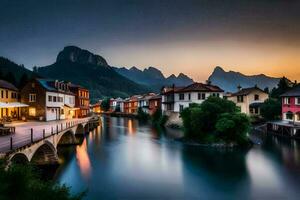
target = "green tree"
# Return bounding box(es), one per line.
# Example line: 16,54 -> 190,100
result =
0,162 -> 84,200
137,107 -> 149,121
270,77 -> 293,99
100,98 -> 110,111
260,98 -> 282,121
215,112 -> 250,145
19,73 -> 29,89
4,72 -> 17,86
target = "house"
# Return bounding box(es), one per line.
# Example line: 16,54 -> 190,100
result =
91,101 -> 102,114
115,97 -> 124,112
0,80 -> 28,122
281,85 -> 300,123
162,82 -> 224,114
138,93 -> 156,114
124,95 -> 141,114
228,86 -> 268,116
21,79 -> 76,121
69,84 -> 90,118
148,94 -> 161,115
109,98 -> 117,112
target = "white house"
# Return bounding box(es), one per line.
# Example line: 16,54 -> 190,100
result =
162,82 -> 224,113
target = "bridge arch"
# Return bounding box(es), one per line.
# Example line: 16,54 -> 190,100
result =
56,130 -> 76,147
10,153 -> 29,165
75,124 -> 85,135
30,141 -> 58,165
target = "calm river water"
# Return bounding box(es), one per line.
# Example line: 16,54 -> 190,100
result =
54,116 -> 300,200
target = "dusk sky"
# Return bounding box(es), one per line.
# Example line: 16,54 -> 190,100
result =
1,0 -> 300,81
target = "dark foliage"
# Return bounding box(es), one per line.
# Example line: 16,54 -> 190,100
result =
100,98 -> 110,112
260,98 -> 282,121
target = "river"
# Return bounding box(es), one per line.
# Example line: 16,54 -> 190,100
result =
54,116 -> 300,199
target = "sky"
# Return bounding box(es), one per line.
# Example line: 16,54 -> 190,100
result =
1,0 -> 300,81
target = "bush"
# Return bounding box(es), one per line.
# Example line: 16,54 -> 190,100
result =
100,98 -> 110,112
260,98 -> 281,121
0,162 -> 84,200
151,108 -> 168,127
137,107 -> 149,121
180,96 -> 251,145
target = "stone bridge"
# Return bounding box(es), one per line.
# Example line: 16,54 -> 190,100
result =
1,116 -> 100,165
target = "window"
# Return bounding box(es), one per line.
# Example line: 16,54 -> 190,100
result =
1,90 -> 3,98
179,105 -> 184,112
284,97 -> 291,105
31,83 -> 35,88
296,97 -> 300,105
48,96 -> 52,102
154,101 -> 158,106
188,93 -> 191,100
53,96 -> 57,102
255,107 -> 259,114
286,112 -> 293,120
179,93 -> 184,100
6,90 -> 8,98
254,94 -> 259,101
237,95 -> 244,103
29,107 -> 36,116
61,108 -> 64,115
29,94 -> 36,102
198,93 -> 206,100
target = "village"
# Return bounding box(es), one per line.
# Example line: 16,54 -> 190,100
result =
1,77 -> 300,140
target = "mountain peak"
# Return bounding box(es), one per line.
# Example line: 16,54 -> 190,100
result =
213,66 -> 225,73
56,46 -> 108,67
143,67 -> 165,79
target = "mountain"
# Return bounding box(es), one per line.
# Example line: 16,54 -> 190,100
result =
113,66 -> 194,91
37,46 -> 150,102
0,57 -> 35,88
208,66 -> 280,92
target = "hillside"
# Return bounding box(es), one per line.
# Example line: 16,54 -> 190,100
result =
114,66 -> 194,91
0,57 -> 35,88
37,46 -> 150,102
208,66 -> 280,92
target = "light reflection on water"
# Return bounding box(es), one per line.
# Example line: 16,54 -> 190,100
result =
55,116 -> 300,200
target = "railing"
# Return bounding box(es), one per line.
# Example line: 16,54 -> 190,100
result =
0,117 -> 94,153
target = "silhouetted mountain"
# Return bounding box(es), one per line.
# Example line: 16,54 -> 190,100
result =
37,46 -> 150,102
0,57 -> 35,88
113,66 -> 194,91
208,66 -> 280,92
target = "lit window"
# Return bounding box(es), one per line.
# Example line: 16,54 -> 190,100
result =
284,97 -> 291,105
29,107 -> 36,116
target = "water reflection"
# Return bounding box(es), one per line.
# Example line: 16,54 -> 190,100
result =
76,138 -> 91,180
54,116 -> 300,199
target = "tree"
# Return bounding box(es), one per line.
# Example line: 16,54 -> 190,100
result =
100,98 -> 110,112
0,162 -> 84,200
260,98 -> 282,121
151,108 -> 168,127
4,72 -> 17,86
137,107 -> 149,121
264,87 -> 269,94
18,73 -> 29,89
180,96 -> 250,144
270,77 -> 293,99
215,112 -> 250,145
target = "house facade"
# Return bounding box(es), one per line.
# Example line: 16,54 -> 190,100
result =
138,93 -> 156,114
70,84 -> 90,118
281,85 -> 300,123
228,86 -> 268,116
148,95 -> 161,115
0,80 -> 28,121
124,95 -> 141,114
21,79 -> 76,121
162,83 -> 224,114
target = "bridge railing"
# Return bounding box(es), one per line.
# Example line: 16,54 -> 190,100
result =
0,117 -> 94,153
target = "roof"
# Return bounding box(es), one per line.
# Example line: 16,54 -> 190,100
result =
177,82 -> 224,93
161,86 -> 184,94
281,85 -> 300,97
231,86 -> 266,96
149,95 -> 161,100
69,83 -> 88,90
36,79 -> 75,95
0,80 -> 18,91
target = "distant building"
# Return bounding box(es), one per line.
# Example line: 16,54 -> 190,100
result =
281,85 -> 300,123
228,86 -> 268,116
0,80 -> 28,121
124,95 -> 141,114
21,79 -> 76,121
148,94 -> 161,115
161,82 -> 224,114
69,84 -> 90,118
91,101 -> 102,114
138,93 -> 156,114
161,82 -> 224,125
